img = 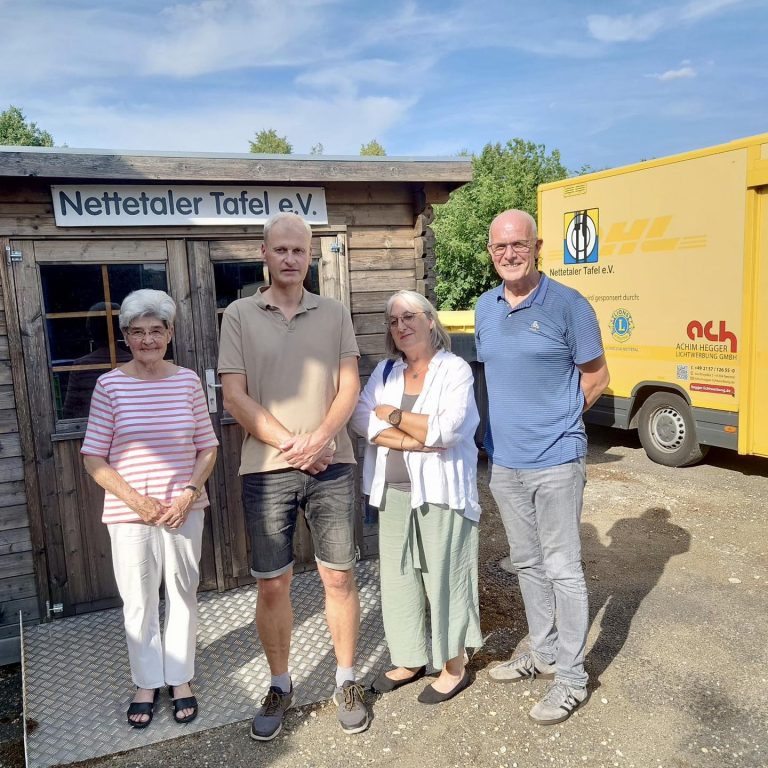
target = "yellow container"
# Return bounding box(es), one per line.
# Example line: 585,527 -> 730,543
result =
438,310 -> 475,334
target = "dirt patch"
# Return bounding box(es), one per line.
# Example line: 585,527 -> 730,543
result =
0,663 -> 22,768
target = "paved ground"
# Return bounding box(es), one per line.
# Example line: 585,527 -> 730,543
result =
1,425 -> 767,768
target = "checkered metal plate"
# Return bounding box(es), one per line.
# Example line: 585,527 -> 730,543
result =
23,560 -> 386,768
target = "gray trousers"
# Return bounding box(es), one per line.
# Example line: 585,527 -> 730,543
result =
379,486 -> 483,669
489,458 -> 589,688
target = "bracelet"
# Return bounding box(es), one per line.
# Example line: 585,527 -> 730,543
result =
400,435 -> 406,450
183,484 -> 202,501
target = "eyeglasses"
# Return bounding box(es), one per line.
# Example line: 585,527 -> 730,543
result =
386,311 -> 427,329
125,328 -> 168,341
487,240 -> 535,257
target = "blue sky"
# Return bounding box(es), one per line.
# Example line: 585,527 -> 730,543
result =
1,0 -> 766,172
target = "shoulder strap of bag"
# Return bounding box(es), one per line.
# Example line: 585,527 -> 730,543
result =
382,358 -> 394,384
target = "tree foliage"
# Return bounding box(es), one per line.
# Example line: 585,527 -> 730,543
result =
0,105 -> 54,147
249,129 -> 292,154
310,142 -> 324,155
432,139 -> 568,309
360,139 -> 386,156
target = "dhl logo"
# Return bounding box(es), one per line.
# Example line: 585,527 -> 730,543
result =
600,216 -> 706,256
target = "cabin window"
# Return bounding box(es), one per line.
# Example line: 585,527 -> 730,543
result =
40,263 -> 170,422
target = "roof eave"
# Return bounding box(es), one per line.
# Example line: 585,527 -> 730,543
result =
0,148 -> 473,185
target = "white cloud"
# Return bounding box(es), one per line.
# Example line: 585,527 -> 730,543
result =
143,0 -> 331,76
0,0 -> 337,86
681,0 -> 746,21
587,11 -> 667,42
296,59 -> 413,95
0,5 -> 147,86
35,92 -> 413,154
588,0 -> 748,43
656,66 -> 698,81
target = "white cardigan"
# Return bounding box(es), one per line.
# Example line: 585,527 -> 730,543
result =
350,349 -> 481,521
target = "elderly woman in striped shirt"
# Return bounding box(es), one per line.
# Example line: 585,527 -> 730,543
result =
82,289 -> 218,729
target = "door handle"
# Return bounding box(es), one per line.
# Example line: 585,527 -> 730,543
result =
205,368 -> 222,413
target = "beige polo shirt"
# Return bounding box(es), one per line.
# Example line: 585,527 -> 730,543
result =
218,288 -> 359,474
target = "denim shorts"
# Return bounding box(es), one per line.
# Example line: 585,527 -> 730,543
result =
242,463 -> 357,579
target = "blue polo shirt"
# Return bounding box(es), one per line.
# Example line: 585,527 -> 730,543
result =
475,274 -> 603,469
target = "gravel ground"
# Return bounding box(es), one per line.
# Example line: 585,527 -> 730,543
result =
1,424 -> 766,768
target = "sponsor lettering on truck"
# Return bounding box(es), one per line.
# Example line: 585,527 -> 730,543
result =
537,132 -> 768,466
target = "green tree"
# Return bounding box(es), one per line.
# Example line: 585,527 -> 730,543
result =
249,129 -> 292,154
360,139 -> 386,156
0,105 -> 54,147
432,138 -> 568,309
310,142 -> 324,155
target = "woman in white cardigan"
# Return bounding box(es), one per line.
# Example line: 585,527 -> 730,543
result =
351,290 -> 482,704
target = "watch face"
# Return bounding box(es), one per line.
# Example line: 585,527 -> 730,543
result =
389,409 -> 401,425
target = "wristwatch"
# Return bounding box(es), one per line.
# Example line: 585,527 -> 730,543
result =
388,408 -> 403,427
183,484 -> 203,501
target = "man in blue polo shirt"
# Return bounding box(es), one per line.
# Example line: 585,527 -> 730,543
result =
476,209 -> 609,725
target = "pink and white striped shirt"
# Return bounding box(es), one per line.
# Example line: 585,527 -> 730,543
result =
81,367 -> 219,525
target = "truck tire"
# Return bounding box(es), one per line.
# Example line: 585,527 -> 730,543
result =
637,392 -> 709,467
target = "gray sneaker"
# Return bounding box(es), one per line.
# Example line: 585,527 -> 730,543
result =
529,681 -> 589,725
250,685 -> 293,741
488,650 -> 556,683
332,680 -> 370,734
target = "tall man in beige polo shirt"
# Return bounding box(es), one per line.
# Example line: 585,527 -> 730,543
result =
218,213 -> 368,739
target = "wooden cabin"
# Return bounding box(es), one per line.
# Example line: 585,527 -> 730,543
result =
0,147 -> 472,663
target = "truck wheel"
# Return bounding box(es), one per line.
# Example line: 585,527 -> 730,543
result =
637,392 -> 709,467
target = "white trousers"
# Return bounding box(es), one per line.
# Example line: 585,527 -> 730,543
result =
108,510 -> 204,689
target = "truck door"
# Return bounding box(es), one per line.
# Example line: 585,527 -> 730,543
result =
742,188 -> 768,457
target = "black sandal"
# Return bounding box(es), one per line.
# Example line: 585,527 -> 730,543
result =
169,684 -> 198,724
127,688 -> 159,728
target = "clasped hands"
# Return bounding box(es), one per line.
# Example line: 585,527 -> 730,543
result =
133,491 -> 195,529
279,430 -> 335,475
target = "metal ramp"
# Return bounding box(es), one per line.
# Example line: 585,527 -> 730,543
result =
23,560 -> 386,768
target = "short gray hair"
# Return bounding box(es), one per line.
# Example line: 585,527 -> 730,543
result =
263,212 -> 313,245
119,289 -> 176,331
384,290 -> 451,357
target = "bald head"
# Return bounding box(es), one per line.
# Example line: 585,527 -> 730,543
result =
488,209 -> 538,243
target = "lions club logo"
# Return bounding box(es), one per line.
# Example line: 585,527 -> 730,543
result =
610,308 -> 634,342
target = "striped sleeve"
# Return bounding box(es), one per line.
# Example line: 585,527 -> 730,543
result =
81,378 -> 114,457
190,374 -> 219,450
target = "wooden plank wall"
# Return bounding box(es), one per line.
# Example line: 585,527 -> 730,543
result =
0,241 -> 37,664
0,176 -> 446,659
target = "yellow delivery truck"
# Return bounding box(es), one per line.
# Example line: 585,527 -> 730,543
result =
538,133 -> 768,466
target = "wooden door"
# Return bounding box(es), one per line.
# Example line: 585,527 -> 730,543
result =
187,232 -> 353,588
5,239 -> 219,616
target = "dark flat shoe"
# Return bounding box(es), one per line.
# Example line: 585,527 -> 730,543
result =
127,688 -> 159,728
417,670 -> 471,704
169,684 -> 199,724
371,665 -> 427,693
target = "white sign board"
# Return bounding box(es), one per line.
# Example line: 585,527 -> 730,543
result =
51,185 -> 328,227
